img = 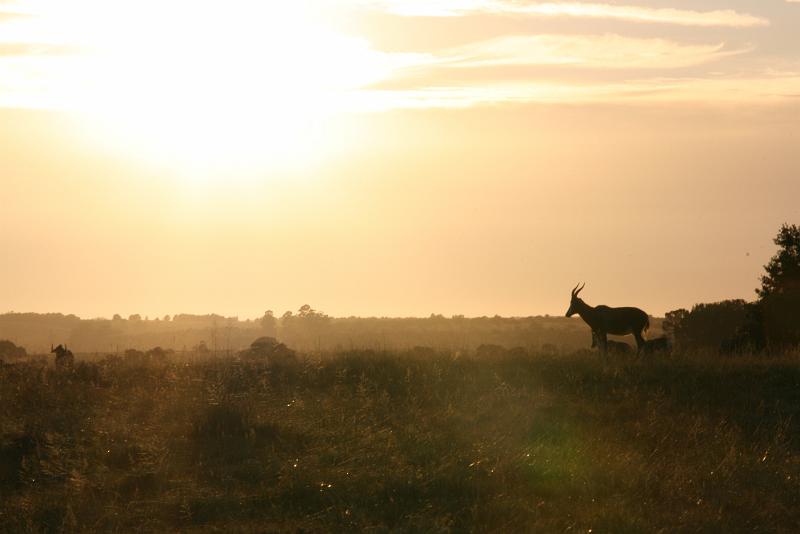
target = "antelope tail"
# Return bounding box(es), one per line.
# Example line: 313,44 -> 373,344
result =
644,316 -> 651,333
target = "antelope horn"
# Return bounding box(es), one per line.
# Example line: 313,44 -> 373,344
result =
571,283 -> 581,296
575,282 -> 585,297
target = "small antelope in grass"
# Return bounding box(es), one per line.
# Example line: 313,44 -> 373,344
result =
642,336 -> 671,355
51,344 -> 74,368
566,283 -> 650,354
591,331 -> 632,354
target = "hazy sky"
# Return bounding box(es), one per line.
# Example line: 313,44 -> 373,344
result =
1,0 -> 798,319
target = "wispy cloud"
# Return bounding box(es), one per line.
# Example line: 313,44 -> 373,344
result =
361,1 -> 769,27
353,74 -> 800,110
0,43 -> 77,56
0,0 -> 795,112
437,34 -> 744,70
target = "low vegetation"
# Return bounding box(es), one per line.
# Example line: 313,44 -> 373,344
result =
2,348 -> 799,532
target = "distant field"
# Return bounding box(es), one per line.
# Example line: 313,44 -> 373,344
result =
2,350 -> 799,532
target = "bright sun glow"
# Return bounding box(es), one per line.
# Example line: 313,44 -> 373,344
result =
13,0 -> 395,179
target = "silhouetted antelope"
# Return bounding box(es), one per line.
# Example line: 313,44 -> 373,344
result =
51,344 -> 74,368
591,331 -> 632,354
642,336 -> 671,355
566,283 -> 649,354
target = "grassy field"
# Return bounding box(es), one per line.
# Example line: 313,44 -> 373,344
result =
2,349 -> 799,533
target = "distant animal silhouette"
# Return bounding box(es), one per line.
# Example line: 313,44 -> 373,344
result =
51,344 -> 74,368
642,336 -> 671,355
591,331 -> 632,354
566,283 -> 650,354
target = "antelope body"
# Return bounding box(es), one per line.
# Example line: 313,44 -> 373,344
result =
591,331 -> 632,354
566,283 -> 649,354
51,344 -> 74,368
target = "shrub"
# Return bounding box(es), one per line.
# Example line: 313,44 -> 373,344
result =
239,337 -> 296,366
0,340 -> 26,361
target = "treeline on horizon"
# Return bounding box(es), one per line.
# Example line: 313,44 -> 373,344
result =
665,223 -> 800,353
0,309 -> 629,355
1,223 -> 797,358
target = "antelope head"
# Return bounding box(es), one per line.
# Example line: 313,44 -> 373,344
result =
565,282 -> 585,317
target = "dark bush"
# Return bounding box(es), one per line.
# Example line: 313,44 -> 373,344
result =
0,340 -> 27,361
0,433 -> 37,489
124,349 -> 148,364
239,336 -> 296,366
193,403 -> 249,441
666,300 -> 749,351
476,344 -> 506,358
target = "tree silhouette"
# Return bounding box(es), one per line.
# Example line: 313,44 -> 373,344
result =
757,224 -> 800,348
757,223 -> 800,298
260,310 -> 277,336
663,308 -> 688,341
278,305 -> 331,350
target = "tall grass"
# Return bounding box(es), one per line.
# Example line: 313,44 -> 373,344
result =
2,349 -> 798,532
